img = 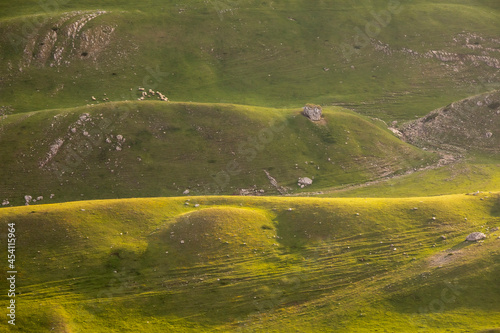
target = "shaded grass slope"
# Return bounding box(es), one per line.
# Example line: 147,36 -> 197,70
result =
0,101 -> 435,207
0,1 -> 499,120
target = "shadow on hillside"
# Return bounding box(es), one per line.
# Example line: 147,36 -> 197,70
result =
449,241 -> 473,251
490,194 -> 500,217
384,244 -> 500,318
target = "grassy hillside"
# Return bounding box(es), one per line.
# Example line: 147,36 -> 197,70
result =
0,1 -> 499,120
1,1 -> 500,331
0,194 -> 499,332
321,157 -> 500,198
401,90 -> 500,154
0,101 -> 436,207
305,90 -> 500,198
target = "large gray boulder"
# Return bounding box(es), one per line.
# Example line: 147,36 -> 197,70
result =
298,177 -> 313,188
465,232 -> 486,242
303,104 -> 322,121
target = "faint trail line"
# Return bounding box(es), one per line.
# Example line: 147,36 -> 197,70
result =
287,151 -> 461,197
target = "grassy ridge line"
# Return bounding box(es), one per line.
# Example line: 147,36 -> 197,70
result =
0,193 -> 499,331
0,101 -> 435,207
1,2 -> 499,119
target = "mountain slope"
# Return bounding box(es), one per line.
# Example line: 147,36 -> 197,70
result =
0,194 -> 499,332
0,101 -> 435,207
400,90 -> 500,155
0,1 -> 499,120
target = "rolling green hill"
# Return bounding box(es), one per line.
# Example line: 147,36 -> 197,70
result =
0,101 -> 436,207
0,1 -> 499,120
1,1 -> 500,332
0,194 -> 499,332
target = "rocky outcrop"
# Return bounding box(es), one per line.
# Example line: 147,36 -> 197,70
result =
302,104 -> 322,121
465,232 -> 486,242
298,177 -> 313,188
239,186 -> 265,196
400,90 -> 500,154
264,170 -> 288,195
19,10 -> 114,70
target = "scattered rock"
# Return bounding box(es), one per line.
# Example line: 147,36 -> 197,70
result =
440,235 -> 447,240
263,170 -> 288,195
183,189 -> 190,195
302,104 -> 322,121
490,226 -> 499,232
388,127 -> 403,138
24,195 -> 32,205
298,177 -> 313,187
486,131 -> 493,138
2,199 -> 9,206
36,196 -> 43,201
40,138 -> 65,168
50,194 -> 55,199
136,88 -> 168,101
465,232 -> 486,242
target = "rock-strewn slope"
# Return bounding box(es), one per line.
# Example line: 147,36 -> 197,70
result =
400,90 -> 500,154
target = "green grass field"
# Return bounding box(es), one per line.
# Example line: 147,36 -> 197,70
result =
1,1 -> 499,120
1,0 -> 500,331
0,194 -> 499,332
